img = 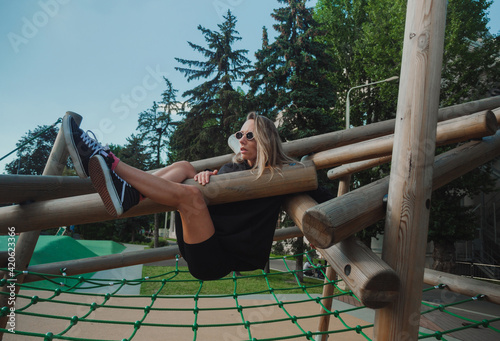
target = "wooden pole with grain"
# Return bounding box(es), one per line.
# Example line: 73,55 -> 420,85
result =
374,1 -> 448,339
0,161 -> 318,234
0,112 -> 81,339
316,175 -> 349,341
284,192 -> 399,309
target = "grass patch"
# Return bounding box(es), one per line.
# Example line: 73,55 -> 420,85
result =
141,266 -> 330,296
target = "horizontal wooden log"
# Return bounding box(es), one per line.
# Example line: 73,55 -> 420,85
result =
0,175 -> 94,204
20,225 -> 303,283
327,107 -> 496,179
0,161 -> 317,234
23,245 -> 180,283
191,98 -> 500,171
274,226 -> 303,241
306,110 -> 497,170
328,156 -> 392,180
423,268 -> 500,305
303,132 -> 500,248
3,102 -> 496,205
284,194 -> 399,309
437,96 -> 500,121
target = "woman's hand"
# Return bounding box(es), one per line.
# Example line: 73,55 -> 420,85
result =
194,169 -> 218,186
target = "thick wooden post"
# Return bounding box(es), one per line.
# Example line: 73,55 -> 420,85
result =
374,1 -> 447,340
0,112 -> 81,338
284,192 -> 399,309
316,176 -> 348,341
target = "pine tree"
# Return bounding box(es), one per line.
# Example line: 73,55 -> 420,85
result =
247,0 -> 339,141
171,10 -> 251,161
136,78 -> 179,169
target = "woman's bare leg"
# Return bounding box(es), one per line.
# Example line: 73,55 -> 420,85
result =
113,161 -> 215,244
152,161 -> 196,183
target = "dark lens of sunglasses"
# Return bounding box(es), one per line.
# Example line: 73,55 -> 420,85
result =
235,131 -> 254,140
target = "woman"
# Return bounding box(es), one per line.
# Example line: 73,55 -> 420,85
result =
64,112 -> 295,280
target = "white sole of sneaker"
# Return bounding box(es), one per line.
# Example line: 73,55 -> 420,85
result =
62,115 -> 88,179
89,156 -> 124,217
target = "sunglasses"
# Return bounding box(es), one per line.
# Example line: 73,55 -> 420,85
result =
235,131 -> 254,140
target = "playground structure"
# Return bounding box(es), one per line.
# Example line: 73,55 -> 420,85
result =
1,1 -> 500,340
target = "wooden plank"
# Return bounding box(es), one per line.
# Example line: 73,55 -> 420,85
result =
0,161 -> 317,234
374,0 -> 448,339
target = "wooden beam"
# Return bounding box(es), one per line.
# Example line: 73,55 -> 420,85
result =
1,102 -> 496,205
284,193 -> 399,309
327,106 -> 497,179
375,0 -> 448,339
303,133 -> 500,249
20,225 -> 303,283
317,176 -> 348,340
0,111 -> 83,339
423,268 -> 500,305
190,98 -> 500,172
0,175 -> 94,204
23,245 -> 180,283
306,110 -> 496,170
328,156 -> 392,180
0,161 -> 317,234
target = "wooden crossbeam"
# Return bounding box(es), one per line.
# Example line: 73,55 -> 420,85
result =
305,109 -> 497,170
284,193 -> 399,309
191,97 -> 500,171
0,161 -> 317,234
302,132 -> 500,249
0,175 -> 93,204
17,225 -> 303,283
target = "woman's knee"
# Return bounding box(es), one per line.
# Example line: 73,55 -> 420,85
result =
173,160 -> 196,176
178,185 -> 206,213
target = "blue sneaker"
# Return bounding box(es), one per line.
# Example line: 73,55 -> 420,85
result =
63,115 -> 108,178
89,155 -> 140,217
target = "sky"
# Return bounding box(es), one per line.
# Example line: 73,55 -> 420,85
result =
0,0 -> 499,174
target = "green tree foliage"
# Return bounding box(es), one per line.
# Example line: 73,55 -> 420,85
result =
171,10 -> 251,161
137,78 -> 179,169
315,0 -> 499,268
440,0 -> 500,105
247,0 -> 339,141
135,78 -> 181,247
5,124 -> 61,175
117,135 -> 149,170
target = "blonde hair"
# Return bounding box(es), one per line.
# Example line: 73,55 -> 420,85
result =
234,112 -> 295,178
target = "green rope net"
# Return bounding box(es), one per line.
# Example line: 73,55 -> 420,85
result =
1,253 -> 499,341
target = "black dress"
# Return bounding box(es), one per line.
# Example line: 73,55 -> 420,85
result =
175,162 -> 283,280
